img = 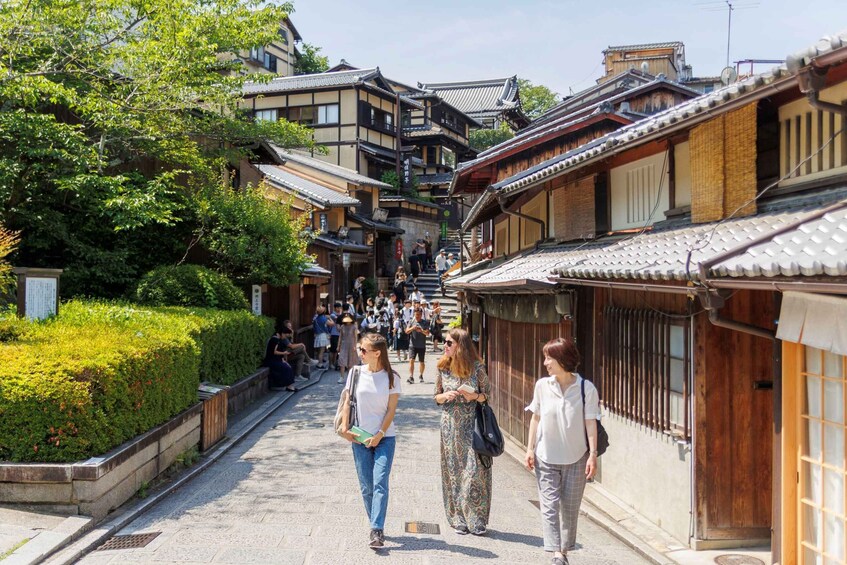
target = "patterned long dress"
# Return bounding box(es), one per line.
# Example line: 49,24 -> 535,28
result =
436,361 -> 492,530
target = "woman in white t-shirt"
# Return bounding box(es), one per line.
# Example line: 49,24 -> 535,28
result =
525,338 -> 600,565
337,333 -> 401,550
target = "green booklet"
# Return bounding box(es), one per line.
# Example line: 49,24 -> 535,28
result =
349,426 -> 374,444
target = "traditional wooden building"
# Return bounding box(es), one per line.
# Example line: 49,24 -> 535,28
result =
241,67 -> 425,176
448,29 -> 847,564
219,17 -> 301,77
419,76 -> 530,130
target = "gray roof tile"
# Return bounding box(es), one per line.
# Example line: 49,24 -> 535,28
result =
243,68 -> 379,95
552,198 -> 847,281
495,65 -> 792,197
257,164 -> 360,208
270,146 -> 393,189
420,76 -> 522,118
604,41 -> 684,52
713,205 -> 847,278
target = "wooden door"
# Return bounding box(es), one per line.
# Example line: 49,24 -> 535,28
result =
783,343 -> 847,565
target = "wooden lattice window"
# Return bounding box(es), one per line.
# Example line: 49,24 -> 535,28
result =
602,307 -> 691,440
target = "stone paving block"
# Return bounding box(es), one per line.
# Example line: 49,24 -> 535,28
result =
76,357 -> 652,565
212,546 -> 305,564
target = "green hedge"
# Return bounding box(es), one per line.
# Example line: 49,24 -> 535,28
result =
135,264 -> 249,310
0,300 -> 273,463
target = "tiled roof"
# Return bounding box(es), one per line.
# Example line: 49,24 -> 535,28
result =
604,41 -> 684,53
785,29 -> 847,70
301,262 -> 331,278
525,69 -> 654,130
495,65 -> 793,197
243,68 -> 379,95
713,202 -> 847,278
347,212 -> 404,234
378,194 -> 443,209
257,164 -> 360,208
449,243 -> 604,291
455,193 -> 847,287
417,173 -> 454,186
270,145 -> 393,189
419,76 -> 522,118
404,124 -> 444,138
553,195 -> 847,281
313,234 -> 371,252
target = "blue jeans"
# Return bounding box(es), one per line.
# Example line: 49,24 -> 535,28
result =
351,435 -> 396,530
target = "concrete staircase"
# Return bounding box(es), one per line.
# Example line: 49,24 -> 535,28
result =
409,230 -> 471,326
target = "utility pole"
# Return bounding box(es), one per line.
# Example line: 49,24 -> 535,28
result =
725,0 -> 733,68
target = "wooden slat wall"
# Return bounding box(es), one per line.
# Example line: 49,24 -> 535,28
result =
201,391 -> 228,451
487,317 -> 572,447
694,289 -> 774,541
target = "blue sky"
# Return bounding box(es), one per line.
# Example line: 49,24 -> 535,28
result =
288,0 -> 844,96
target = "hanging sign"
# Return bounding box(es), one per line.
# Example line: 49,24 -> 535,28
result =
394,238 -> 403,260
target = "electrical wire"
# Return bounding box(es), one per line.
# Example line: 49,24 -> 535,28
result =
684,124 -> 847,280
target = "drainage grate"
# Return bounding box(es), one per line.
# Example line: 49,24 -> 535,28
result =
714,556 -> 766,565
405,521 -> 441,535
97,532 -> 160,551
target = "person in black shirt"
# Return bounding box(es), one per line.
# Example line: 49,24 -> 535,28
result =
405,308 -> 430,384
263,329 -> 297,391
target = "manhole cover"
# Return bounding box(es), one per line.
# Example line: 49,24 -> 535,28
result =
97,532 -> 160,551
405,521 -> 441,535
714,556 -> 765,565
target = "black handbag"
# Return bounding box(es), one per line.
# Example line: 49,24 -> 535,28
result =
472,400 -> 505,468
580,378 -> 609,456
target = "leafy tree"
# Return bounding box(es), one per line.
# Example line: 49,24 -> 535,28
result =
469,122 -> 515,152
295,43 -> 330,75
0,0 -> 316,297
380,170 -> 401,190
200,183 -> 312,286
518,78 -> 560,121
0,224 -> 17,297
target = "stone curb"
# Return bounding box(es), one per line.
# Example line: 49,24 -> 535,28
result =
501,434 -> 678,565
38,370 -> 327,565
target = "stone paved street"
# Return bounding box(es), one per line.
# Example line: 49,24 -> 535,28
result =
75,348 -> 651,565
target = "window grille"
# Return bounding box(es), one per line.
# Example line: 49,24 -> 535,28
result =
602,307 -> 691,440
780,101 -> 847,182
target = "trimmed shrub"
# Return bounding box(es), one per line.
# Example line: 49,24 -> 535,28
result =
0,300 -> 273,462
135,265 -> 248,310
158,306 -> 274,385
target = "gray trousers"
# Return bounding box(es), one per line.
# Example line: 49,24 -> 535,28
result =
534,451 -> 589,552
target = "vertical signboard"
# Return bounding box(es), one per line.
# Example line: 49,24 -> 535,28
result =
402,157 -> 412,188
251,285 -> 262,315
25,277 -> 57,320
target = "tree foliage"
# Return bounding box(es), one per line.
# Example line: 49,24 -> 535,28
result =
0,0 -> 316,297
200,183 -> 313,286
0,224 -> 17,297
469,122 -> 515,152
518,78 -> 560,121
295,43 -> 330,75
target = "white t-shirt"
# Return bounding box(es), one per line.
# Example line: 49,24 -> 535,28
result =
525,374 -> 600,465
436,255 -> 448,270
345,366 -> 402,437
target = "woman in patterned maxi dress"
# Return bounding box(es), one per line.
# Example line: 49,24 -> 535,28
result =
434,328 -> 492,535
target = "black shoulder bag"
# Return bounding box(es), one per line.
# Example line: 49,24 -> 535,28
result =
472,377 -> 505,468
580,378 -> 609,456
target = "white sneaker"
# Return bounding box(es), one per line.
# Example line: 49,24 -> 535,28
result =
337,377 -> 343,384
307,359 -> 319,366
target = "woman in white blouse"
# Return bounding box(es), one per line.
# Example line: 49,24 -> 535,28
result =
525,338 -> 600,565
